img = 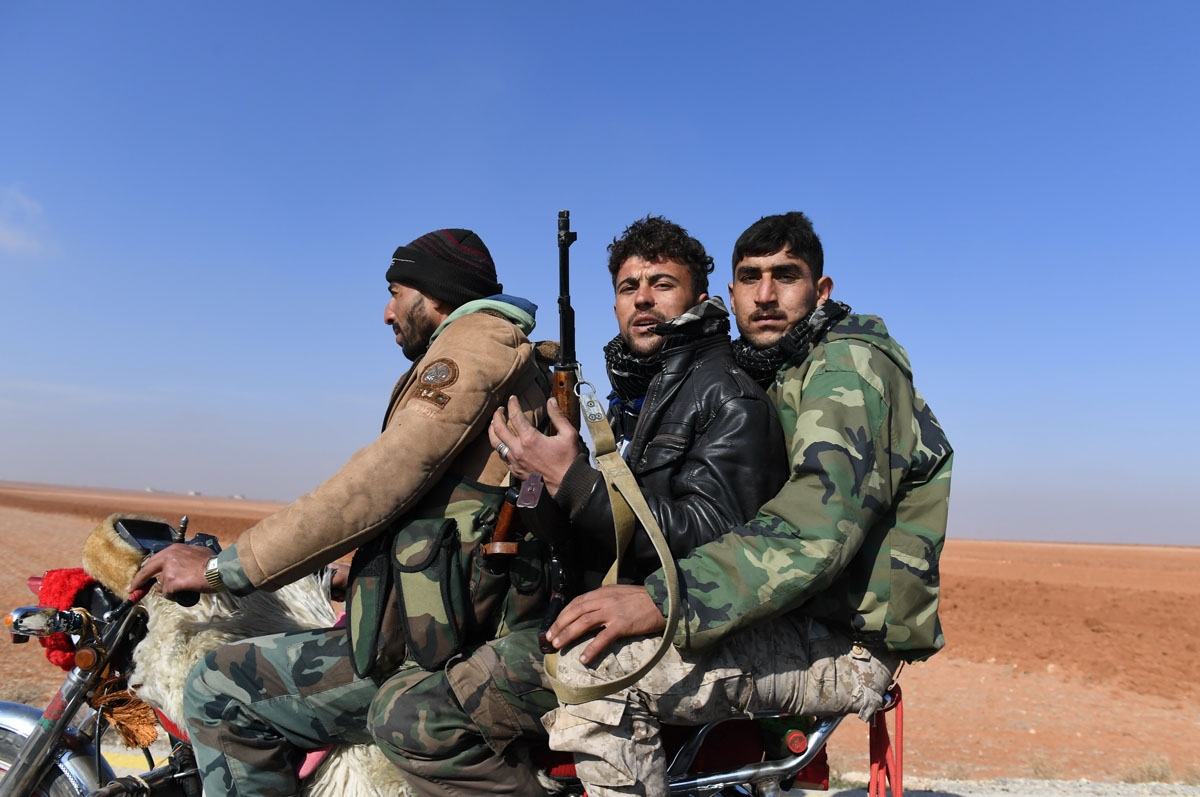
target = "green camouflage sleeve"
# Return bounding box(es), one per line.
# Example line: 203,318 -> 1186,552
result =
216,544 -> 253,595
644,337 -> 946,650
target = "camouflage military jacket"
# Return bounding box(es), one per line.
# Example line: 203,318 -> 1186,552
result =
217,298 -> 552,674
644,314 -> 952,662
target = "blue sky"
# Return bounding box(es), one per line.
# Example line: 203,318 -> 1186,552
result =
2,2 -> 1197,545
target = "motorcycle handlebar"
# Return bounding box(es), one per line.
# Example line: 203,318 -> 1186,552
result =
173,589 -> 200,608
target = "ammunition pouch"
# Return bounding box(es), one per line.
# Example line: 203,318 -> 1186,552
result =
392,517 -> 467,671
348,483 -> 546,679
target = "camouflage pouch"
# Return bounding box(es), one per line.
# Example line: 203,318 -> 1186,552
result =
392,516 -> 467,671
348,480 -> 541,679
347,533 -> 397,678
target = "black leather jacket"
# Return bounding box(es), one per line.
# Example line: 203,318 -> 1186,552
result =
556,313 -> 787,583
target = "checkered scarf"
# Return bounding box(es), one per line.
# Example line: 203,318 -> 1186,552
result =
732,300 -> 851,388
604,296 -> 731,404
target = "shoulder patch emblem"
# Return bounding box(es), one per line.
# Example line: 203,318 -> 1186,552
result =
420,358 -> 459,387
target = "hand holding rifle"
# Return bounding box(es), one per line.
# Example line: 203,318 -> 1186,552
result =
488,395 -> 580,497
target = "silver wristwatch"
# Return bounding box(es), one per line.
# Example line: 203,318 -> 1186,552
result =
204,555 -> 227,593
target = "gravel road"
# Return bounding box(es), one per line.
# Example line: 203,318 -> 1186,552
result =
102,743 -> 1200,796
803,779 -> 1200,796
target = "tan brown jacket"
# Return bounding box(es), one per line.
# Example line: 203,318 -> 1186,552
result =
229,303 -> 549,591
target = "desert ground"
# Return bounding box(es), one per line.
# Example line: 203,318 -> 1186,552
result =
0,480 -> 1197,788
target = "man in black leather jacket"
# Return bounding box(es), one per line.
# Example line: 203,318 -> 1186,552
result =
498,215 -> 788,583
375,215 -> 788,796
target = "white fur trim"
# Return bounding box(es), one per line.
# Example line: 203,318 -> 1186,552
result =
128,572 -> 412,796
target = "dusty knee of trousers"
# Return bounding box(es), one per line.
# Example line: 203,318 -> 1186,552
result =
550,637 -> 623,688
543,689 -> 644,791
804,627 -> 898,722
846,644 -> 899,721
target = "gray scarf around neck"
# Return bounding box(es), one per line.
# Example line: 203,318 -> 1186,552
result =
604,296 -> 731,402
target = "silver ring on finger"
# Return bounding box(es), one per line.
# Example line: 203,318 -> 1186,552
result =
496,441 -> 511,462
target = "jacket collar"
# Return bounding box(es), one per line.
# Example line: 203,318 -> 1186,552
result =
431,294 -> 537,343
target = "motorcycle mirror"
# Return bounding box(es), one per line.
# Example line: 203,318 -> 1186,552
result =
114,518 -> 180,556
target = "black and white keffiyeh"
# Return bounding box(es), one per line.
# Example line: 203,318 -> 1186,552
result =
732,300 -> 851,388
604,296 -> 730,402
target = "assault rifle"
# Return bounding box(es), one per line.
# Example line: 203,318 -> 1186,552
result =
550,209 -> 580,425
481,213 -> 580,652
526,210 -> 580,651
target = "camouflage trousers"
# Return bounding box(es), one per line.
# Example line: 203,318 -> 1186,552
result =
182,626 -> 380,796
543,615 -> 899,797
369,627 -> 559,797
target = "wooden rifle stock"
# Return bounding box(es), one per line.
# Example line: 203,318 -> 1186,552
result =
552,369 -> 580,427
480,490 -> 522,556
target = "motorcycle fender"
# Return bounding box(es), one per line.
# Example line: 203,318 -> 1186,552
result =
0,701 -> 117,793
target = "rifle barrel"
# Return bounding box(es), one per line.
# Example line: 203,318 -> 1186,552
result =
557,210 -> 578,368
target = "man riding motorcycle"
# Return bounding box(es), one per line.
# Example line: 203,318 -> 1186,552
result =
130,228 -> 553,795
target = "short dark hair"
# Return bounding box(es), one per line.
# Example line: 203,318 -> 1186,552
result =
607,215 -> 714,297
732,211 -> 824,280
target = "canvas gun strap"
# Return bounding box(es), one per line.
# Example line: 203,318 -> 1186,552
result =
546,385 -> 681,705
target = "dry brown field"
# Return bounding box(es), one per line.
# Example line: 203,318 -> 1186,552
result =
0,480 -> 1197,784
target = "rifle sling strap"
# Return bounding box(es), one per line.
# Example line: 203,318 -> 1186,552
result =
546,389 -> 681,704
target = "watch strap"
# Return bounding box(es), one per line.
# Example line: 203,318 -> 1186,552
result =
204,556 -> 227,593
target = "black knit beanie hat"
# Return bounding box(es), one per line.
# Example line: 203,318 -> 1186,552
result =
386,229 -> 503,308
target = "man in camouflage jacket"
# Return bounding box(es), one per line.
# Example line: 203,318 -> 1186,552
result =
132,228 -> 552,796
541,211 -> 953,796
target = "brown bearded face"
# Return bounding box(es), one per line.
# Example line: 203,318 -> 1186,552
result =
385,283 -> 440,361
396,296 -> 438,360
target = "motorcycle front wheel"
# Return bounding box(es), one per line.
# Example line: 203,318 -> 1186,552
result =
0,727 -> 87,797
